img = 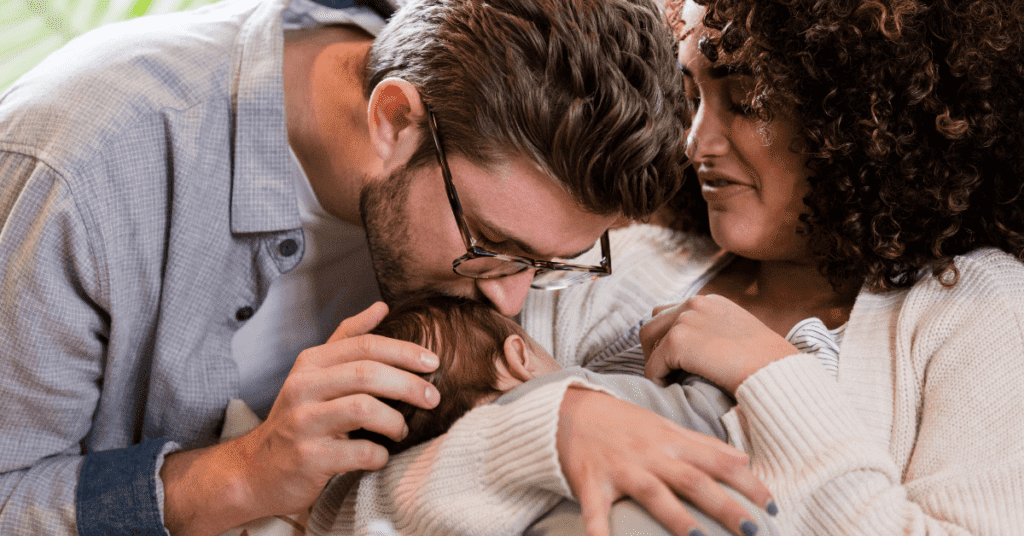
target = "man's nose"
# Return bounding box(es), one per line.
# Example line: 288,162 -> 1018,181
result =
475,269 -> 537,317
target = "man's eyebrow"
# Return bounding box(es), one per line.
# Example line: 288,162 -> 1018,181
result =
487,223 -> 597,260
559,241 -> 597,260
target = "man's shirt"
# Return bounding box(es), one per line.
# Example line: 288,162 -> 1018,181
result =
0,0 -> 384,533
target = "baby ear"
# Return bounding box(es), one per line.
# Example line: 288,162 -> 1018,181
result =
493,334 -> 534,391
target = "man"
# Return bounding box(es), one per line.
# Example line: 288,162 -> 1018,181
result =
0,0 -> 765,534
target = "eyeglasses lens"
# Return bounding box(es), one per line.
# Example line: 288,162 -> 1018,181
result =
453,256 -> 531,279
530,269 -> 603,290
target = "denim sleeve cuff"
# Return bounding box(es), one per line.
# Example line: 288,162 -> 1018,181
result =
76,438 -> 178,536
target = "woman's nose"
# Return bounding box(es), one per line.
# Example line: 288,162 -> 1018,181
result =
686,101 -> 729,162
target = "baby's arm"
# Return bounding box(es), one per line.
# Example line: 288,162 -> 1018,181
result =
563,369 -> 733,441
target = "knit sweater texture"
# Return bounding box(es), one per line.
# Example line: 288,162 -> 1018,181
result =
310,223 -> 1024,535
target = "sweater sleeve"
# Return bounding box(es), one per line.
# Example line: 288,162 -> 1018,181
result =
733,252 -> 1024,535
309,369 -> 738,536
310,376 -> 619,536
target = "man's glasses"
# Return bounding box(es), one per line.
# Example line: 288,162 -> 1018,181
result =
426,109 -> 612,290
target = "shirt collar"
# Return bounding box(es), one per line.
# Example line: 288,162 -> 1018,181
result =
229,0 -> 385,234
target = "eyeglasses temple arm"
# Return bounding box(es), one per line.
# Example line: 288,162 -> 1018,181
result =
600,230 -> 612,272
426,109 -> 476,249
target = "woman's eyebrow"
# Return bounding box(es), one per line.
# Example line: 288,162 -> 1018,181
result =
679,62 -> 750,80
712,64 -> 752,78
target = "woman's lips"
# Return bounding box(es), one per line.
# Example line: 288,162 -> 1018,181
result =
701,177 -> 741,188
698,171 -> 753,203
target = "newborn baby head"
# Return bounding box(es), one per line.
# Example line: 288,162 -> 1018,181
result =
353,293 -> 560,454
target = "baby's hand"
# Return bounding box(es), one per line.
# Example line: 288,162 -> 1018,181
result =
640,294 -> 798,393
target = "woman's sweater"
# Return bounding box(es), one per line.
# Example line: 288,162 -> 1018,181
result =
309,224 -> 1024,535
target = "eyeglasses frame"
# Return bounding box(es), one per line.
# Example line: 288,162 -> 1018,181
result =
424,108 -> 613,287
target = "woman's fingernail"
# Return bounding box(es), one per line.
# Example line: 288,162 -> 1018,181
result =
766,499 -> 778,516
422,352 -> 438,368
688,529 -> 706,536
741,519 -> 758,536
401,423 -> 409,439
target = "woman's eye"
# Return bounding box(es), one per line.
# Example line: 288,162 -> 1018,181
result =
683,85 -> 701,112
731,101 -> 754,116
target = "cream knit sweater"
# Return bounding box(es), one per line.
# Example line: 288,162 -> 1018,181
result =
310,224 -> 1024,535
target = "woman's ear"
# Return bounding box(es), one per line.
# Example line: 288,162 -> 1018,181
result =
366,77 -> 426,166
493,334 -> 534,392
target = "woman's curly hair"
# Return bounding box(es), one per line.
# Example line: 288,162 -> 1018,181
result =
664,0 -> 1024,291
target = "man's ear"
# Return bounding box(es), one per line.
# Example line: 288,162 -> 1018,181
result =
493,334 -> 534,392
367,77 -> 426,166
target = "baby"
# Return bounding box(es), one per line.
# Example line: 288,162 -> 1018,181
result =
222,294 -> 778,536
347,293 -> 780,536
352,293 -> 734,456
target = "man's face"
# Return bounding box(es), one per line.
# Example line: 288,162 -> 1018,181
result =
360,153 -> 617,316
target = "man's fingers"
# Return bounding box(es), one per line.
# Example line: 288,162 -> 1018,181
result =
327,301 -> 390,343
335,439 -> 391,472
302,332 -> 440,373
322,393 -> 410,441
287,392 -> 410,447
299,360 -> 440,410
313,436 -> 390,474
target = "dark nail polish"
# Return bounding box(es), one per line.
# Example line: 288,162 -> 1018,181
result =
688,529 -> 706,536
766,499 -> 779,516
741,519 -> 758,536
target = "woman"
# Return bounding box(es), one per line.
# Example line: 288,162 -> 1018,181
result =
633,0 -> 1024,533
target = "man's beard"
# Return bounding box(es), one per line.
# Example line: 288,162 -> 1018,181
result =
359,164 -> 417,306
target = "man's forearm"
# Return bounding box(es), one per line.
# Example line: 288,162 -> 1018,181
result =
160,439 -> 257,536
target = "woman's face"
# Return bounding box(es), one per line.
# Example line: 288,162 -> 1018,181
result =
679,0 -> 813,262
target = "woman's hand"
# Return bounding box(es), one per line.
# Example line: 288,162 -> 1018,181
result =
641,294 -> 798,394
558,388 -> 774,536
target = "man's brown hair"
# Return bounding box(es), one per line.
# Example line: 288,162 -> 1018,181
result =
364,0 -> 688,220
351,294 -> 522,454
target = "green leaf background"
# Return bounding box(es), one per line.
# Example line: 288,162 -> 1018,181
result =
1,0 -> 222,90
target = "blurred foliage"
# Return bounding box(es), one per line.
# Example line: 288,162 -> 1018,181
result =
1,0 -> 222,90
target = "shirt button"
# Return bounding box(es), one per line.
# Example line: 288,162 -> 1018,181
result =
235,306 -> 254,321
278,239 -> 298,257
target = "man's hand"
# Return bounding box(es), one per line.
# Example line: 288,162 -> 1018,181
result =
558,388 -> 774,536
641,295 -> 798,394
161,302 -> 440,536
